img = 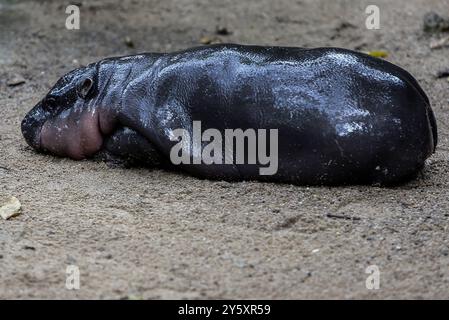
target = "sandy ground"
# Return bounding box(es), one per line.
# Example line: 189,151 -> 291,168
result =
1,0 -> 449,299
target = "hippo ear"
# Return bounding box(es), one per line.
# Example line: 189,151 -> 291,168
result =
77,78 -> 93,99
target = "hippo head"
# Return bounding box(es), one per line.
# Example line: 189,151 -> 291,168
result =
22,63 -> 119,160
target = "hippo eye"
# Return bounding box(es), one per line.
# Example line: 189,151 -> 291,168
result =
77,78 -> 93,99
42,96 -> 57,111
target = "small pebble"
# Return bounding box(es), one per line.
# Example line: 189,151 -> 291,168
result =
199,36 -> 221,45
430,36 -> 449,49
216,26 -> 231,36
0,196 -> 22,220
124,36 -> 134,48
200,36 -> 212,44
436,69 -> 449,79
7,74 -> 26,87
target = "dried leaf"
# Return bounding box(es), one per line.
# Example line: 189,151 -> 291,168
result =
367,50 -> 388,58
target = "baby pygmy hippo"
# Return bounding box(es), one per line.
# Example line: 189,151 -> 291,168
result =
22,44 -> 437,185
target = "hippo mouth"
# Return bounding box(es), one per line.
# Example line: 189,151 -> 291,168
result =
22,101 -> 107,160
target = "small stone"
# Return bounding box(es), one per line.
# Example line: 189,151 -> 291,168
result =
7,74 -> 26,87
430,36 -> 449,49
436,69 -> 449,79
216,26 -> 231,36
199,36 -> 221,45
124,36 -> 134,48
0,196 -> 22,220
199,36 -> 213,44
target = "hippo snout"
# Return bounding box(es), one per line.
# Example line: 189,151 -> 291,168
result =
21,101 -> 46,151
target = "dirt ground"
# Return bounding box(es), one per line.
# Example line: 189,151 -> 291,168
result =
1,0 -> 449,299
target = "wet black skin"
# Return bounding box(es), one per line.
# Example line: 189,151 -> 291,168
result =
22,44 -> 437,185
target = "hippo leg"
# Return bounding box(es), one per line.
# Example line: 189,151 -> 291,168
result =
95,127 -> 166,168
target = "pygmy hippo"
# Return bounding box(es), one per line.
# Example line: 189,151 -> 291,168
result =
22,44 -> 437,185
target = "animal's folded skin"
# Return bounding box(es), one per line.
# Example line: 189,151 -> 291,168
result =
22,44 -> 437,185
